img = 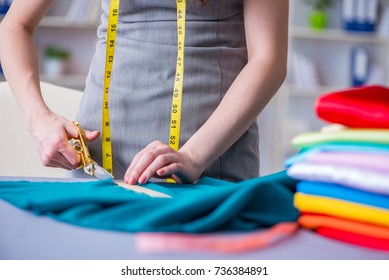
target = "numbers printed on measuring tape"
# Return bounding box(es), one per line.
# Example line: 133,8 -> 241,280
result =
168,0 -> 186,153
102,0 -> 120,175
170,135 -> 176,146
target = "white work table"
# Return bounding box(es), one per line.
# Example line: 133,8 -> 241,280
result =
0,176 -> 388,260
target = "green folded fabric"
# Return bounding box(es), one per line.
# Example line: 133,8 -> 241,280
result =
292,129 -> 389,149
0,171 -> 299,233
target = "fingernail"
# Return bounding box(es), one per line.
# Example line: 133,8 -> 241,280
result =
138,176 -> 146,185
129,177 -> 136,185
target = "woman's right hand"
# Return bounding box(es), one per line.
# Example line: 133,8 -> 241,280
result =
28,110 -> 100,170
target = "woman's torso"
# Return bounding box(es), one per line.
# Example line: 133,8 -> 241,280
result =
75,0 -> 259,181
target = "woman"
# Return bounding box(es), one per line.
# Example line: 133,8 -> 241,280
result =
0,0 -> 288,184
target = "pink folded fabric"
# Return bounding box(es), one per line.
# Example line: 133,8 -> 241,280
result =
302,151 -> 389,173
135,222 -> 298,253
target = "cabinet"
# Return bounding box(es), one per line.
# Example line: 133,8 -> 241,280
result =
267,0 -> 389,173
0,0 -> 101,91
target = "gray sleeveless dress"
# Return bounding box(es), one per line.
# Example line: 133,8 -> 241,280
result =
75,0 -> 259,181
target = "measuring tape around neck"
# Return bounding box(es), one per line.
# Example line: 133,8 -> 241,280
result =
102,0 -> 186,175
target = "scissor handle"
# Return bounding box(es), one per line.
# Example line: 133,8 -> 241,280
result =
71,121 -> 96,175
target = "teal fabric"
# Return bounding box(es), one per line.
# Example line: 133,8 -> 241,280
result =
0,171 -> 299,233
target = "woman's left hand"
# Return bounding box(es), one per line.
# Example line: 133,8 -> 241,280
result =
124,140 -> 203,185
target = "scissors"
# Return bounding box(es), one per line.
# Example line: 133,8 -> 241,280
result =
70,121 -> 114,180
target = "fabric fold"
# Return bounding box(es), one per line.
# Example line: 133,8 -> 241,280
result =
296,181 -> 389,210
317,227 -> 389,251
288,162 -> 389,195
292,129 -> 389,149
0,171 -> 299,233
298,214 -> 389,240
294,193 -> 389,228
315,85 -> 389,129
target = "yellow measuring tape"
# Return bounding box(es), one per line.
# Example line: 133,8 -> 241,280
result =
102,0 -> 120,174
169,0 -> 186,151
102,0 -> 186,177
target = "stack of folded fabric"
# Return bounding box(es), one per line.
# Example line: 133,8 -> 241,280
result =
285,85 -> 389,252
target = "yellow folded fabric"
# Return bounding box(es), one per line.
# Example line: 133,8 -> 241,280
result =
294,193 -> 389,228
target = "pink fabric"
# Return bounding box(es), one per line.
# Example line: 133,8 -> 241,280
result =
305,151 -> 389,173
135,222 -> 298,253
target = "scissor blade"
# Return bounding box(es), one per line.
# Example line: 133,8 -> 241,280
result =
94,165 -> 114,180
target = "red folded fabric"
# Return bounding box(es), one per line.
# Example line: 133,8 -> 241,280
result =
317,227 -> 389,252
315,85 -> 389,128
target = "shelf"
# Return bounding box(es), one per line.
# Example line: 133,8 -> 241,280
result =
40,16 -> 98,29
40,74 -> 86,89
285,84 -> 347,98
1,15 -> 98,29
0,73 -> 86,91
290,27 -> 389,44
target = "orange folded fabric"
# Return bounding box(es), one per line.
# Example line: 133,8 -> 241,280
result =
299,214 -> 389,240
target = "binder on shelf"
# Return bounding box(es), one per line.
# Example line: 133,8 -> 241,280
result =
66,0 -> 95,23
365,0 -> 379,32
0,0 -> 11,15
292,52 -> 304,88
355,0 -> 366,31
88,0 -> 102,24
351,45 -> 369,86
341,0 -> 379,33
292,51 -> 320,89
341,0 -> 355,31
377,4 -> 389,38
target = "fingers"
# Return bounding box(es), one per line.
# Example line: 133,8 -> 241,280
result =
39,137 -> 79,170
125,141 -> 176,185
138,153 -> 178,184
64,121 -> 79,139
61,123 -> 99,167
41,152 -> 76,170
84,130 -> 100,141
34,118 -> 80,170
59,141 -> 81,168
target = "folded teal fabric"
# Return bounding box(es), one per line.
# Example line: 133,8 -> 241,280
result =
0,171 -> 299,233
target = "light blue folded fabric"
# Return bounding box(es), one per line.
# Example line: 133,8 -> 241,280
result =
297,181 -> 389,210
0,171 -> 299,233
